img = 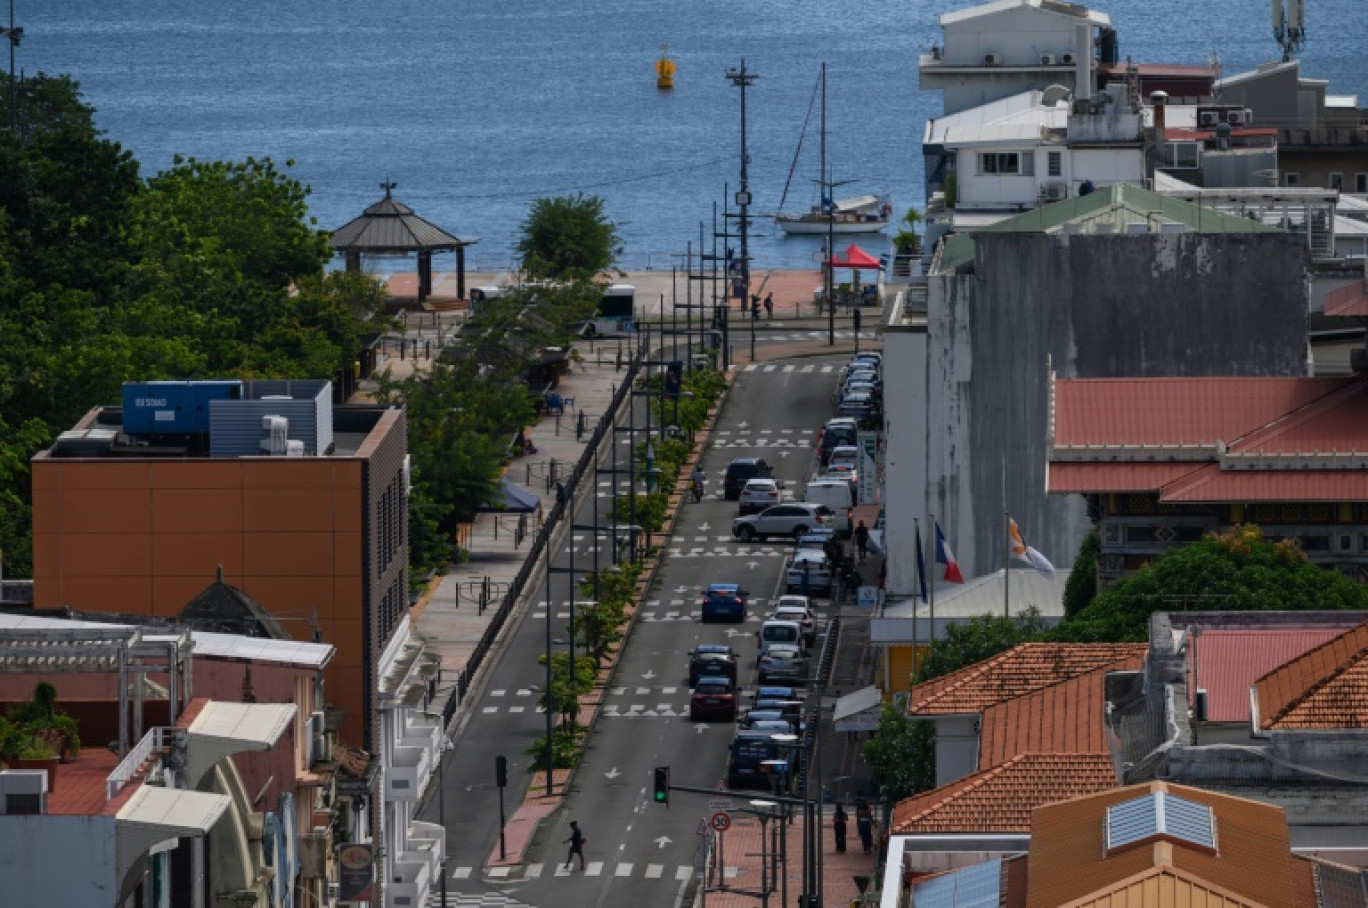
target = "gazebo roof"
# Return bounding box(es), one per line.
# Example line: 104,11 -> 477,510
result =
331,182 -> 476,253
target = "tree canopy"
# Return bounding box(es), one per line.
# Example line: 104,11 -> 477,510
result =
1055,524 -> 1368,642
515,194 -> 621,281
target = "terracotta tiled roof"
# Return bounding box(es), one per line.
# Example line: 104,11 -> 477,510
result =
891,754 -> 1116,835
978,656 -> 1143,768
1254,622 -> 1368,729
1193,628 -> 1347,722
43,747 -> 122,816
1160,466 -> 1368,502
1025,781 -> 1296,908
1054,865 -> 1271,907
907,643 -> 1148,715
1325,281 -> 1368,318
1051,378 -> 1349,448
1047,462 -> 1203,493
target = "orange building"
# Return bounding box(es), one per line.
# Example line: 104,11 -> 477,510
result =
30,379 -> 408,753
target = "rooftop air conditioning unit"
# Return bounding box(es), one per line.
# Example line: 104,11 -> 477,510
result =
310,711 -> 328,764
1043,182 -> 1068,201
1061,52 -> 1077,65
260,415 -> 288,456
983,53 -> 1002,65
1198,111 -> 1220,127
1040,54 -> 1057,65
1227,109 -> 1252,127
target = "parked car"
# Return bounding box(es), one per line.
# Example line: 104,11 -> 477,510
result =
823,463 -> 858,495
836,394 -> 876,428
819,418 -> 859,465
738,477 -> 783,515
759,644 -> 810,684
727,730 -> 782,789
701,583 -> 749,623
768,602 -> 817,647
733,503 -> 832,542
827,445 -> 859,471
786,549 -> 833,595
738,709 -> 795,734
689,644 -> 740,686
690,678 -> 738,721
803,479 -> 854,535
724,458 -> 775,500
752,698 -> 805,732
758,619 -> 805,658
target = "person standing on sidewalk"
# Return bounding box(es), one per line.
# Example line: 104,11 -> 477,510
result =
856,797 -> 874,854
854,520 -> 870,564
832,804 -> 848,853
763,292 -> 774,319
563,820 -> 587,871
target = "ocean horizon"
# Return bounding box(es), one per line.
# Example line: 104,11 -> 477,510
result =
17,0 -> 1367,270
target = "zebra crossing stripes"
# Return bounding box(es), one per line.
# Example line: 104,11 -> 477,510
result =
740,359 -> 846,373
425,861 -> 713,901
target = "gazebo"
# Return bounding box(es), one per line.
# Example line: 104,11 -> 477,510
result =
331,181 -> 478,303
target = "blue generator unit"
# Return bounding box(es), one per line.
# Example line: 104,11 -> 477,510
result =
122,381 -> 243,441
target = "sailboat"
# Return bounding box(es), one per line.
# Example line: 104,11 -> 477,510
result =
775,66 -> 891,236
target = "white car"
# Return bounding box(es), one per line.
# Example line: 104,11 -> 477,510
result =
738,478 -> 783,515
733,503 -> 833,542
768,601 -> 817,646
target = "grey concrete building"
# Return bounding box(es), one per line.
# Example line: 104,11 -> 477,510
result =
882,185 -> 1308,598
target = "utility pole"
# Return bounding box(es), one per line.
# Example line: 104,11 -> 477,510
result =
823,63 -> 836,347
2,0 -> 23,134
726,59 -> 758,363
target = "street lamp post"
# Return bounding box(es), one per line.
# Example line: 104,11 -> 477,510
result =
726,59 -> 757,364
750,800 -> 778,908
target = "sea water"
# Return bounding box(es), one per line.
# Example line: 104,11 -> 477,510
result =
19,0 -> 1366,269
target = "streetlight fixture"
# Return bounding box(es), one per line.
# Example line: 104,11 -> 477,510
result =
749,799 -> 779,908
726,60 -> 758,362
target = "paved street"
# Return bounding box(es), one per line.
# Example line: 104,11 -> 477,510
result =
417,350 -> 878,908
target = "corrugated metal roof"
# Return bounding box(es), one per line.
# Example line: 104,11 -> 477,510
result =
331,191 -> 473,252
115,784 -> 232,835
940,0 -> 1110,28
1254,622 -> 1368,730
935,184 -> 1279,274
1047,462 -> 1203,493
1052,378 -> 1349,448
1193,629 -> 1346,722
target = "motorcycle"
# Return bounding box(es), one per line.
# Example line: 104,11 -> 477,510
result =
691,477 -> 705,502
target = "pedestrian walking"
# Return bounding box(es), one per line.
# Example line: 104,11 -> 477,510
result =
563,820 -> 587,871
854,520 -> 870,564
763,292 -> 774,319
856,797 -> 874,854
832,804 -> 848,853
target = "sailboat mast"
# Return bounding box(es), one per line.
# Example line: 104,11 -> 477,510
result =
823,62 -> 835,346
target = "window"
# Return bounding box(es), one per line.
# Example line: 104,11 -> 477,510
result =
977,152 -> 1033,175
1330,172 -> 1344,191
1284,172 -> 1301,187
1356,173 -> 1368,193
1048,151 -> 1062,177
1165,142 -> 1199,169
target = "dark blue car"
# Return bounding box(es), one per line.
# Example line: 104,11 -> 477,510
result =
701,583 -> 748,623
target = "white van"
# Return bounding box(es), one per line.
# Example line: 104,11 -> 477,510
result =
804,479 -> 854,534
757,620 -> 804,657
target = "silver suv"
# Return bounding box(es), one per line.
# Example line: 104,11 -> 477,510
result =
732,503 -> 832,542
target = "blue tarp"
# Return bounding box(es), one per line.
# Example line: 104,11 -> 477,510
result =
477,476 -> 540,513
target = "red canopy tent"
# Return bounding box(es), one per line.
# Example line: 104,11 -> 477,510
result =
826,243 -> 882,305
827,243 -> 882,270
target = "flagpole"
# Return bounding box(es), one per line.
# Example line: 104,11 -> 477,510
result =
1004,510 -> 1011,619
913,517 -> 920,678
928,512 -> 936,652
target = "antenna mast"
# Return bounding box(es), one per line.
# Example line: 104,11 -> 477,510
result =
1273,0 -> 1306,63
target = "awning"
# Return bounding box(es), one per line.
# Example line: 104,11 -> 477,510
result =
476,476 -> 540,513
117,786 -> 232,879
833,685 -> 885,732
828,244 -> 882,270
186,701 -> 297,788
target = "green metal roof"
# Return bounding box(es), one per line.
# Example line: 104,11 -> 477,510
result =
934,183 -> 1280,274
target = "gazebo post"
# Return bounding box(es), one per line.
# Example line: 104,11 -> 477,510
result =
345,250 -> 361,273
418,251 -> 432,303
456,247 -> 467,302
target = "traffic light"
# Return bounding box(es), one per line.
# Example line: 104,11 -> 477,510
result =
495,755 -> 508,788
653,766 -> 670,806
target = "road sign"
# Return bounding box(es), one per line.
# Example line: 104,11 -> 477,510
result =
856,585 -> 879,608
709,780 -> 735,811
711,812 -> 732,833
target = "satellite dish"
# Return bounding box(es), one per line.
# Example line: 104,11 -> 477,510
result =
1041,84 -> 1072,107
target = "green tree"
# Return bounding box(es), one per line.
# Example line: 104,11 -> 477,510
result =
1063,528 -> 1098,618
914,609 -> 1049,684
516,194 -> 621,281
862,705 -> 935,802
1056,524 -> 1368,642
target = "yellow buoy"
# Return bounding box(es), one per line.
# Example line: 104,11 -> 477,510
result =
655,43 -> 676,90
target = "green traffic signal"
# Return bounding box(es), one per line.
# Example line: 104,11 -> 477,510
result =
653,766 -> 670,805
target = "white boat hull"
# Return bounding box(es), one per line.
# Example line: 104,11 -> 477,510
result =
776,216 -> 889,235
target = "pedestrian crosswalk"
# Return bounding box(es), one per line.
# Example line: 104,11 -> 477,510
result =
426,860 -> 713,902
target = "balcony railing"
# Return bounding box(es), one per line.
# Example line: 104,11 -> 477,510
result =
107,727 -> 169,801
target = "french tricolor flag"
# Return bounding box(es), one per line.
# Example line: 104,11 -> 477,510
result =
934,520 -> 964,584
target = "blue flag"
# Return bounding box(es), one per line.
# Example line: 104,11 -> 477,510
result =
915,524 -> 929,603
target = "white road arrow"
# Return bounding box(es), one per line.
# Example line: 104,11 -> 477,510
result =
675,585 -> 691,594
695,724 -> 708,734
699,522 -> 711,532
654,836 -> 673,849
747,561 -> 760,570
642,669 -> 657,680
604,767 -> 621,780
724,628 -> 749,638
737,421 -> 749,428
779,451 -> 790,458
